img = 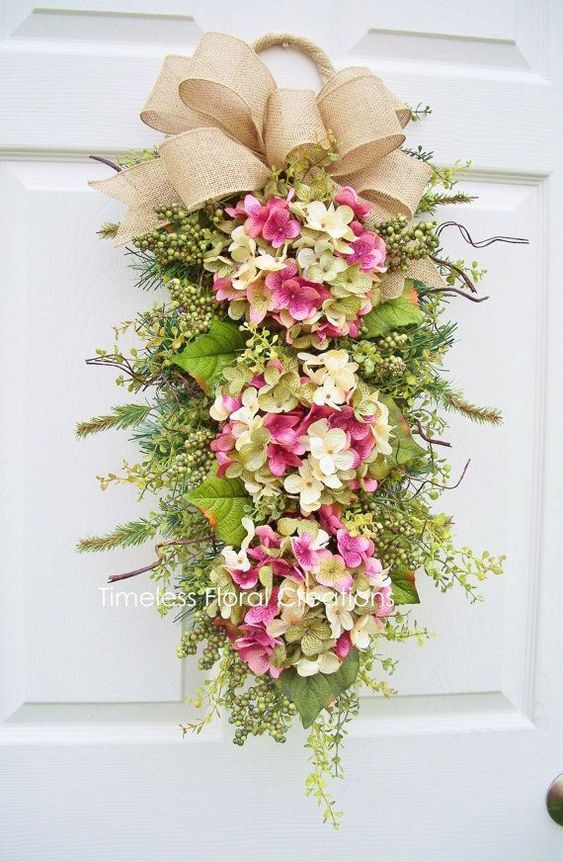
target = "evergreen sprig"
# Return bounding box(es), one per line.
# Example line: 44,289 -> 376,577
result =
446,392 -> 503,425
97,222 -> 120,239
77,518 -> 157,552
75,403 -> 151,438
417,191 -> 477,214
431,379 -> 502,425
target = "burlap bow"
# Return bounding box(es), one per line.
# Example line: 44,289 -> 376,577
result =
90,31 -> 445,298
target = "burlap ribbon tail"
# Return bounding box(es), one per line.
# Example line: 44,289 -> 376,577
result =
90,32 -> 445,299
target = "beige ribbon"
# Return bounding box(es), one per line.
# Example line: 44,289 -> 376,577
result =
90,31 -> 443,297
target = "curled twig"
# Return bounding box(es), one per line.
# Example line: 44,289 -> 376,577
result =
436,221 -> 529,247
108,536 -> 214,583
432,458 -> 471,490
89,155 -> 121,173
403,459 -> 471,496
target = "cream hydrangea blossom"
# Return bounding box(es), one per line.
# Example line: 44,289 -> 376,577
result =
300,350 -> 359,407
372,401 -> 394,456
296,651 -> 341,677
283,461 -> 324,512
220,516 -> 255,571
228,225 -> 256,263
350,613 -> 380,649
303,201 -> 355,241
325,593 -> 355,638
307,420 -> 355,476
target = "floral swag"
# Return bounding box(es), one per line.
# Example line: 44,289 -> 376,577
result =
80,32 -> 524,827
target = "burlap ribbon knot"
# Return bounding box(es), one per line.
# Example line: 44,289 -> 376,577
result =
90,31 -> 445,298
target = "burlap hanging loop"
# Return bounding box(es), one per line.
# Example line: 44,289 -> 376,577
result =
251,32 -> 336,84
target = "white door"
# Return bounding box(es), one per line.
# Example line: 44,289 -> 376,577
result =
1,2 -> 562,859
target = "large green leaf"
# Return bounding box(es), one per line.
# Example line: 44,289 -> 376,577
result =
380,394 -> 426,466
362,286 -> 422,338
390,569 -> 420,604
277,649 -> 360,728
172,319 -> 246,393
186,472 -> 250,546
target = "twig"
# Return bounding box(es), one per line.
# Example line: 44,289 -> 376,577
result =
422,285 -> 489,303
108,536 -> 214,583
413,419 -> 452,448
403,459 -> 471,496
436,221 -> 529,247
89,155 -> 121,173
429,255 -> 478,293
433,458 -> 471,490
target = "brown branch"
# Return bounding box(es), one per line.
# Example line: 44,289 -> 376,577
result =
89,155 -> 121,173
413,419 -> 452,448
432,458 -> 471,490
422,285 -> 489,303
403,459 -> 471,497
108,536 -> 214,583
429,255 -> 478,293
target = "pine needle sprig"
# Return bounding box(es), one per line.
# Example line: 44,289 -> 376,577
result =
97,222 -> 120,239
446,392 -> 503,425
77,518 -> 158,553
417,191 -> 477,214
431,379 -> 502,425
76,404 -> 152,438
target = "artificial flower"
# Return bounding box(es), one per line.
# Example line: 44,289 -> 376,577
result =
304,201 -> 355,240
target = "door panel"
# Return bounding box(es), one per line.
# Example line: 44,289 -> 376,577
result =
1,2 -> 561,859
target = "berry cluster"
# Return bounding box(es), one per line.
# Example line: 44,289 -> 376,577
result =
378,214 -> 440,272
228,682 -> 297,745
133,205 -> 215,267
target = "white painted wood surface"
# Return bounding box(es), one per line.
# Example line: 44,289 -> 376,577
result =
1,1 -> 562,859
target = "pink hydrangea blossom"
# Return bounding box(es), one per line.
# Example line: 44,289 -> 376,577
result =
329,406 -> 371,441
335,631 -> 352,658
213,276 -> 240,301
364,555 -> 384,585
375,585 -> 394,617
244,587 -> 280,625
233,624 -> 282,677
270,277 -> 323,320
336,529 -> 373,569
249,372 -> 266,389
318,504 -> 345,534
262,207 -> 301,248
254,525 -> 281,548
211,429 -> 235,453
263,412 -> 304,447
345,230 -> 387,273
229,566 -> 260,589
334,186 -> 372,218
267,443 -> 303,477
265,260 -> 297,288
224,199 -> 246,219
291,532 -> 322,572
242,194 -> 270,237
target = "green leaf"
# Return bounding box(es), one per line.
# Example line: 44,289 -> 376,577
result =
362,286 -> 422,338
186,472 -> 251,546
172,319 -> 246,392
390,569 -> 420,604
277,649 -> 360,728
380,394 -> 426,466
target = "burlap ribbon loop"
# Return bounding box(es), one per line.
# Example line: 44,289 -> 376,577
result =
90,31 -> 433,252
